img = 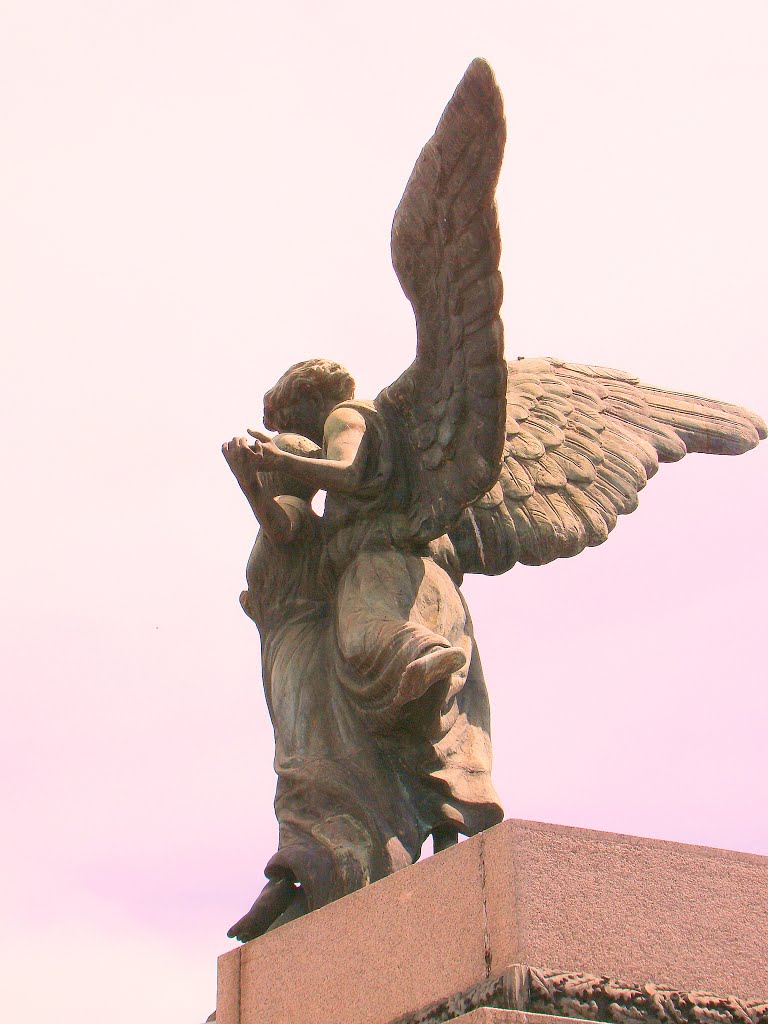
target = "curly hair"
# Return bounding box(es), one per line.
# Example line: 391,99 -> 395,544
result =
263,358 -> 356,441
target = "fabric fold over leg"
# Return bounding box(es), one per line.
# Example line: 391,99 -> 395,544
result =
334,549 -> 470,730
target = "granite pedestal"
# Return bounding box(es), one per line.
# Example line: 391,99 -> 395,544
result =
216,819 -> 768,1024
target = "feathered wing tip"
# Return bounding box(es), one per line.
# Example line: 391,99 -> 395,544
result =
636,383 -> 767,456
552,360 -> 766,458
445,58 -> 504,136
451,356 -> 766,576
390,56 -> 505,314
380,58 -> 508,543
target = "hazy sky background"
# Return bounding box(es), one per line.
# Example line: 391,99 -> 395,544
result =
2,3 -> 766,1022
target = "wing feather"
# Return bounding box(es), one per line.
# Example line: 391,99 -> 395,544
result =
449,356 -> 766,575
377,59 -> 507,542
551,447 -> 597,484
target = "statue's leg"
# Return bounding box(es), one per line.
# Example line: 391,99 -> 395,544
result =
399,645 -> 466,703
226,876 -> 297,942
432,823 -> 459,852
335,550 -> 468,720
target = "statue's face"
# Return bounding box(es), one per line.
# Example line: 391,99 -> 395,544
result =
265,360 -> 353,446
276,392 -> 327,447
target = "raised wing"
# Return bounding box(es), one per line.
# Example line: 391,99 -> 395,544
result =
376,58 -> 507,543
450,357 -> 767,574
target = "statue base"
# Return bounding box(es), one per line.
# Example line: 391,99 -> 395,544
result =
215,819 -> 768,1024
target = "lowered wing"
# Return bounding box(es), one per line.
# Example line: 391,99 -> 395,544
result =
450,357 -> 767,574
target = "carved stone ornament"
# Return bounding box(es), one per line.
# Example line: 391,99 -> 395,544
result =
221,59 -> 766,942
393,965 -> 768,1024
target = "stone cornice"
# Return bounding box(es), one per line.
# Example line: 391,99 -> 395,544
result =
394,965 -> 768,1024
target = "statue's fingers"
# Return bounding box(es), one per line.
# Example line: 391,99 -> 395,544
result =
247,428 -> 272,442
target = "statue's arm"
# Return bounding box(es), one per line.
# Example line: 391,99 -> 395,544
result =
248,407 -> 368,495
221,437 -> 301,545
246,487 -> 303,545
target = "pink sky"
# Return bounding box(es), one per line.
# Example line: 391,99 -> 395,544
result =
2,3 -> 766,1022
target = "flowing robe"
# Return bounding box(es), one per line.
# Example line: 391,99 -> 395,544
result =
241,479 -> 502,913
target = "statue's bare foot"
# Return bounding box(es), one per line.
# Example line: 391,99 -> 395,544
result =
266,885 -> 308,932
398,645 -> 466,705
227,877 -> 297,942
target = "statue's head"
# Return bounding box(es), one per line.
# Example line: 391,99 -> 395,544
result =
258,432 -> 321,502
263,358 -> 355,446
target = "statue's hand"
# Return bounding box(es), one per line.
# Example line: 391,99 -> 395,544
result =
221,435 -> 263,487
247,428 -> 283,470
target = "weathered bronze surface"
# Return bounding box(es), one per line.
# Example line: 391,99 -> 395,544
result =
221,59 -> 766,941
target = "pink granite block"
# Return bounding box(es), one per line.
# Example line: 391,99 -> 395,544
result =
238,834 -> 486,1024
216,946 -> 241,1024
453,1013 -> 578,1024
218,820 -> 768,1024
483,820 -> 768,999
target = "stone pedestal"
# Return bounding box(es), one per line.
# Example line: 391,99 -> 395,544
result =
452,1014 -> 574,1024
216,819 -> 768,1024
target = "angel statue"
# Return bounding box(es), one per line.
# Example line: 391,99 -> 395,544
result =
221,59 -> 765,941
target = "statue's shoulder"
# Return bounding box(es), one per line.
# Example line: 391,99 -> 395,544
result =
328,399 -> 376,425
324,400 -> 379,451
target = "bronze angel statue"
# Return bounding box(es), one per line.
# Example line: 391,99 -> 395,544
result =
221,59 -> 765,941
